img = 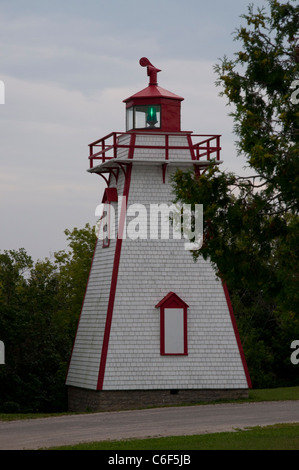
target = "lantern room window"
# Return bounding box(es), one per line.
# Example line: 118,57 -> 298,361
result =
126,105 -> 161,131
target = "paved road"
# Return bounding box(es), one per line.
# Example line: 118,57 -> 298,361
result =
0,401 -> 298,450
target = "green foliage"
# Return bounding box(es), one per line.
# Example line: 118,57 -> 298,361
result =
54,225 -> 97,338
214,0 -> 299,211
0,224 -> 96,412
172,0 -> 299,388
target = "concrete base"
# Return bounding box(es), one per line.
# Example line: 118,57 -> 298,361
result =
67,386 -> 249,412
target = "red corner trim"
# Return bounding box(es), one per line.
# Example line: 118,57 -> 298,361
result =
187,133 -> 196,160
222,282 -> 252,388
128,133 -> 136,159
97,165 -> 132,390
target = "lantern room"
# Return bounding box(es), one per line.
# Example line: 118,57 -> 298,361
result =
123,57 -> 184,132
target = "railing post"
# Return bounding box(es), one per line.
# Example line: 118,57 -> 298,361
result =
101,139 -> 105,162
217,136 -> 220,160
165,134 -> 169,160
89,144 -> 93,169
113,133 -> 117,159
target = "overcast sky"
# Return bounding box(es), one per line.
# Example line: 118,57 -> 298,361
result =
0,0 -> 268,262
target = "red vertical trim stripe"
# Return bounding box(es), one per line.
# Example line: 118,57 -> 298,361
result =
222,282 -> 252,388
160,308 -> 165,356
128,133 -> 136,159
97,164 -> 132,390
187,134 -> 196,160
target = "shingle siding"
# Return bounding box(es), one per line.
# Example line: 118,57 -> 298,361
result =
66,134 -> 248,391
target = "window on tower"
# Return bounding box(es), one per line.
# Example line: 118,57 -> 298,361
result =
102,205 -> 110,248
156,292 -> 188,356
126,105 -> 161,131
95,188 -> 118,248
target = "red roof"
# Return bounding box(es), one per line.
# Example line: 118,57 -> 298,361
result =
123,84 -> 184,103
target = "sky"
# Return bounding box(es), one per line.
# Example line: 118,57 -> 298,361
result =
0,0 -> 269,262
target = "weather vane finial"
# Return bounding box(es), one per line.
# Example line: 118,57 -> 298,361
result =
139,57 -> 161,86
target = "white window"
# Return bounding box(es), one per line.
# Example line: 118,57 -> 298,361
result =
164,308 -> 185,354
156,292 -> 188,356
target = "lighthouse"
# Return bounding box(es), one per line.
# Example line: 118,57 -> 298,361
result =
66,58 -> 251,412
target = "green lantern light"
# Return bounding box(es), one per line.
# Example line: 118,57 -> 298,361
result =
146,106 -> 158,127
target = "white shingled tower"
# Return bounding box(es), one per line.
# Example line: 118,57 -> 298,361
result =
66,58 -> 251,411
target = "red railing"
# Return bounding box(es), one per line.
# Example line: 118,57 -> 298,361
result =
88,132 -> 221,169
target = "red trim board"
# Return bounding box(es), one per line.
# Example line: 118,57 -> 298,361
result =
97,165 -> 132,390
222,282 -> 252,388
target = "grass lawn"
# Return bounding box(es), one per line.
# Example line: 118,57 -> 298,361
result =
248,386 -> 299,402
51,423 -> 299,450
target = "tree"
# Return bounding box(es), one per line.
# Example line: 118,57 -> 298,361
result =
53,223 -> 97,338
0,224 -> 97,412
215,0 -> 299,211
172,0 -> 299,387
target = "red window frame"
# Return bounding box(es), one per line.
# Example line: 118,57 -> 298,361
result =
155,292 -> 188,356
